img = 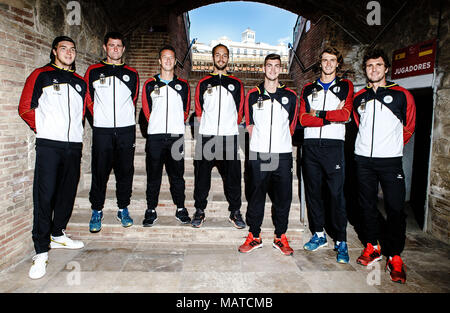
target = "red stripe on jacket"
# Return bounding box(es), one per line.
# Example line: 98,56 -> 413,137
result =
178,78 -> 191,122
286,87 -> 299,135
391,85 -> 416,145
18,66 -> 54,132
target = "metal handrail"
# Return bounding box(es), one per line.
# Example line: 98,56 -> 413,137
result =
177,38 -> 197,69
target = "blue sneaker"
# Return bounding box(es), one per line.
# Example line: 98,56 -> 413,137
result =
117,208 -> 133,227
303,233 -> 328,251
89,210 -> 103,233
336,241 -> 350,264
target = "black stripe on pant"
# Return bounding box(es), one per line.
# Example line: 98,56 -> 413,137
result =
32,139 -> 82,254
302,141 -> 347,242
194,135 -> 241,211
355,155 -> 406,256
246,152 -> 293,238
89,126 -> 135,211
145,134 -> 185,210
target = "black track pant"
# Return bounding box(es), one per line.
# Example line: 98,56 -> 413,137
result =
302,141 -> 347,242
89,126 -> 135,211
194,135 -> 241,212
355,155 -> 406,256
32,139 -> 82,254
146,134 -> 185,210
246,152 -> 293,238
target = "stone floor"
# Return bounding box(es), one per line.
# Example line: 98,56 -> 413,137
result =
0,213 -> 449,294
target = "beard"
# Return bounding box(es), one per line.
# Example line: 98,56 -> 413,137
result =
214,61 -> 227,71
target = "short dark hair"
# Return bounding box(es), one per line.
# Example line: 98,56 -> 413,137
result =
50,36 -> 76,69
159,45 -> 176,59
212,44 -> 229,56
104,31 -> 125,47
264,53 -> 281,66
319,47 -> 343,65
362,48 -> 390,69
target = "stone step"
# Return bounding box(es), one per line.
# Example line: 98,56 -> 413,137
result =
81,169 -> 300,192
65,212 -> 306,244
74,189 -> 303,217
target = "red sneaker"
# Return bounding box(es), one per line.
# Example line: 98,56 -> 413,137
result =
386,255 -> 407,284
238,233 -> 263,253
273,234 -> 294,256
356,243 -> 382,266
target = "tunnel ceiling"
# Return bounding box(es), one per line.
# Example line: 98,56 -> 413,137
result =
97,0 -> 410,45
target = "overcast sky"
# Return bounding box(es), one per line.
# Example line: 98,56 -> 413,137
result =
189,2 -> 298,46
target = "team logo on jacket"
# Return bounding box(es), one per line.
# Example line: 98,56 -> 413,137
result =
333,86 -> 340,93
281,97 -> 289,105
359,99 -> 366,112
228,84 -> 235,92
175,84 -> 182,91
75,84 -> 82,92
383,95 -> 393,104
122,74 -> 130,82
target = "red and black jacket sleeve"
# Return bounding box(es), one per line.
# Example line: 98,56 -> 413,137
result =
285,87 -> 299,135
230,75 -> 244,124
177,78 -> 191,122
321,79 -> 353,122
18,67 -> 52,133
142,77 -> 156,122
124,65 -> 139,106
195,75 -> 210,121
393,86 -> 416,144
244,87 -> 258,129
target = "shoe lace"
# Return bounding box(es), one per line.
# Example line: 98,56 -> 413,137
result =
337,242 -> 348,254
233,212 -> 243,220
177,208 -> 188,216
362,244 -> 374,257
389,256 -> 405,272
244,233 -> 259,245
91,211 -> 102,222
275,235 -> 290,249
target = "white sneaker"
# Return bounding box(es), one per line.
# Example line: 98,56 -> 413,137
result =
29,252 -> 48,280
50,231 -> 84,249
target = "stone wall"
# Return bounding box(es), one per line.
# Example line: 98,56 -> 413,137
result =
368,0 -> 449,243
0,0 -> 111,270
290,18 -> 365,93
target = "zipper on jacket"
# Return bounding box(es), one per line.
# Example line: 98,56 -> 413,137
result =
269,97 -> 274,153
113,74 -> 116,128
318,89 -> 327,143
166,85 -> 169,134
67,84 -> 71,142
370,99 -> 376,157
217,75 -> 222,136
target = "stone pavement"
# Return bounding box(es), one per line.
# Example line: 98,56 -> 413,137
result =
0,208 -> 448,294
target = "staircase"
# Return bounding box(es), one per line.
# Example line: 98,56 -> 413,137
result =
66,71 -> 306,245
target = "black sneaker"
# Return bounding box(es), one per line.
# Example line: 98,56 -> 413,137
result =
229,210 -> 246,229
191,209 -> 205,228
175,208 -> 191,224
143,209 -> 158,227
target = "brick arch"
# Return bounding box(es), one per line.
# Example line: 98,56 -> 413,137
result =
101,0 -> 408,45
